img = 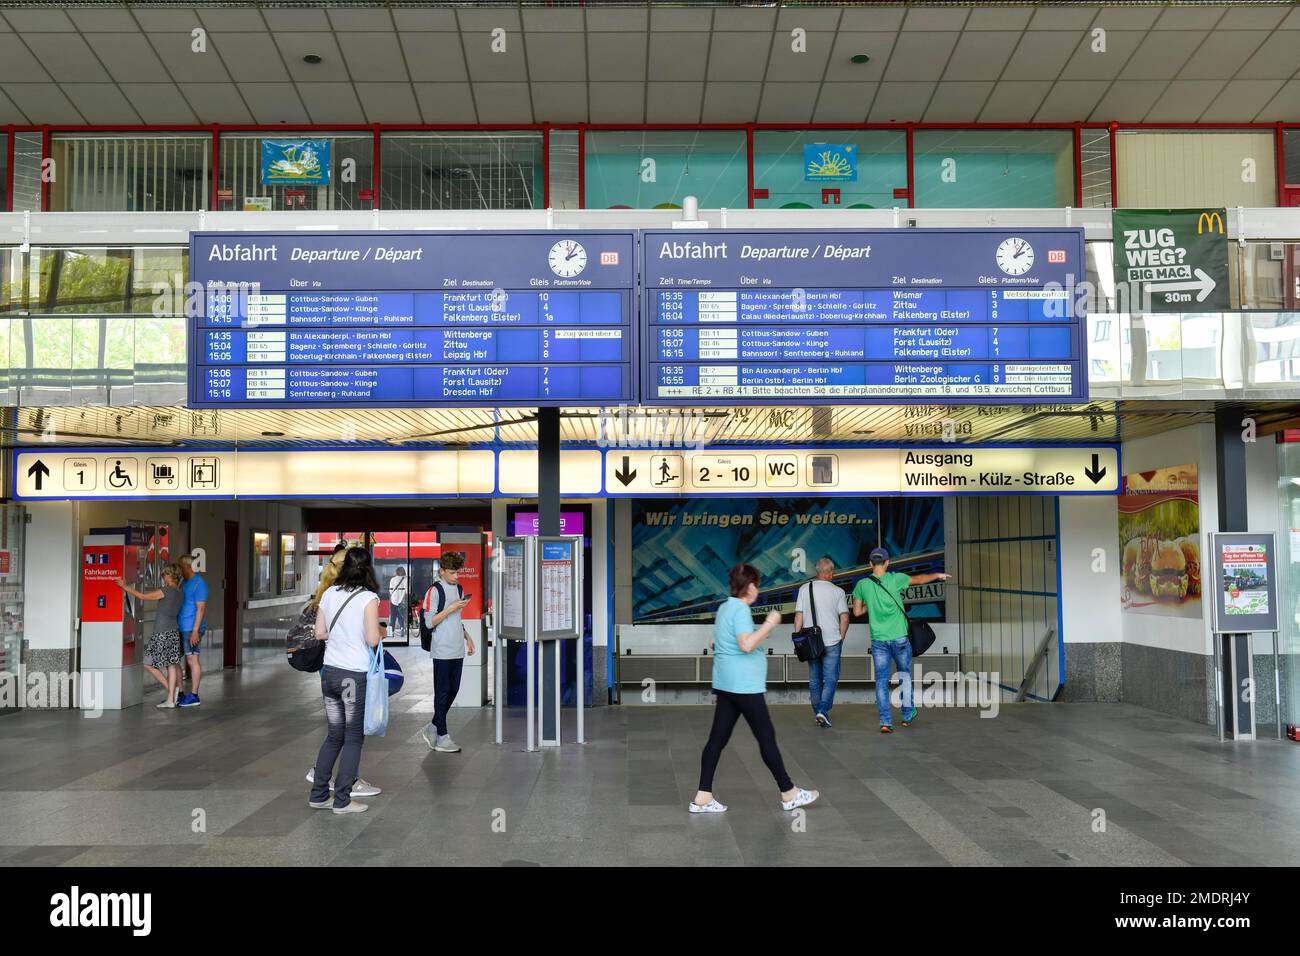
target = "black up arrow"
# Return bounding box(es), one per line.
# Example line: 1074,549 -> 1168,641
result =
1084,454 -> 1107,485
27,459 -> 50,490
614,456 -> 637,486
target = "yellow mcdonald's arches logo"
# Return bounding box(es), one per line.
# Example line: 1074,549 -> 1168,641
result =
1196,211 -> 1224,235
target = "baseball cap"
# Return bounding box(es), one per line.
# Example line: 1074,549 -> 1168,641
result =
868,547 -> 889,563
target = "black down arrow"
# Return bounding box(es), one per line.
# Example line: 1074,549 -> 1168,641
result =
1084,454 -> 1107,485
614,456 -> 637,486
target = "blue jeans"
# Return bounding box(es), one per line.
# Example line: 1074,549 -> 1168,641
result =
311,665 -> 367,808
872,638 -> 913,727
808,641 -> 843,716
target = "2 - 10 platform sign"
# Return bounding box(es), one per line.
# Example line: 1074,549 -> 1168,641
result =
641,228 -> 1087,405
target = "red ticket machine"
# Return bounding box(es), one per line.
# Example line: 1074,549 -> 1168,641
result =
80,532 -> 142,710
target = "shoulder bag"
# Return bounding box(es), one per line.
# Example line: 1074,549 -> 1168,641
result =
866,574 -> 937,657
791,580 -> 827,662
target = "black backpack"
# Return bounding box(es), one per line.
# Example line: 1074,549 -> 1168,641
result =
286,591 -> 362,672
419,580 -> 462,652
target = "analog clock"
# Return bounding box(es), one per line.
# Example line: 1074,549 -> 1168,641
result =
995,237 -> 1034,276
548,240 -> 587,278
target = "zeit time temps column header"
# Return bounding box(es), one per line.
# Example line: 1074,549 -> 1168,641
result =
189,231 -> 637,408
641,229 -> 1087,405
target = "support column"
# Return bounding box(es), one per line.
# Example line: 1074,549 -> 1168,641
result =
537,407 -> 561,743
1215,409 -> 1250,738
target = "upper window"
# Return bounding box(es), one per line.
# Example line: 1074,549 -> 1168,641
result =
0,132 -> 8,213
217,132 -> 372,212
1115,131 -> 1277,208
584,130 -> 747,209
380,131 -> 543,210
47,133 -> 210,212
913,129 -> 1075,209
752,130 -> 906,209
251,530 -> 273,598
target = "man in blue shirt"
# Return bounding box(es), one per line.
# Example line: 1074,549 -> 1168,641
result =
176,554 -> 208,707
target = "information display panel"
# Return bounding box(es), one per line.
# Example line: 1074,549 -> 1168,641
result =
189,231 -> 636,408
641,228 -> 1087,404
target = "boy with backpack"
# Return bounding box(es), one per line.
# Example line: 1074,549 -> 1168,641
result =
419,551 -> 474,753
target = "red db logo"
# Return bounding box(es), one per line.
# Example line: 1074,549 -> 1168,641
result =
1047,249 -> 1066,263
600,251 -> 619,265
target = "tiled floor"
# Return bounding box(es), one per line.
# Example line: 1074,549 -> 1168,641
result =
2,647 -> 1298,867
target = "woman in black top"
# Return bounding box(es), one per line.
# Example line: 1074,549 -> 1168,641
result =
118,562 -> 185,709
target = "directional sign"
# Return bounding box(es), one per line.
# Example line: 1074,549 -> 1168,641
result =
189,231 -> 637,408
642,228 -> 1087,405
603,446 -> 1118,496
1111,208 -> 1230,312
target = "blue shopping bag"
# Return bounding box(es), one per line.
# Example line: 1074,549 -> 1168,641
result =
383,649 -> 404,697
364,642 -> 389,736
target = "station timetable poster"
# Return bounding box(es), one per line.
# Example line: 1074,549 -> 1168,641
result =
642,228 -> 1087,404
631,496 -> 944,624
188,231 -> 637,408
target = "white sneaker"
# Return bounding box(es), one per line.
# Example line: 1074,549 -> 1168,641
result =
435,734 -> 461,753
156,700 -> 175,709
688,799 -> 727,814
305,769 -> 380,796
421,726 -> 438,751
781,788 -> 820,811
814,712 -> 830,727
332,802 -> 368,815
308,799 -> 331,809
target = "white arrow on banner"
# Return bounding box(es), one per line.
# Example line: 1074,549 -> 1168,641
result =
1146,267 -> 1217,302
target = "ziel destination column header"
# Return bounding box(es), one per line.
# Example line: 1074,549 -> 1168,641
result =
189,231 -> 636,408
641,228 -> 1087,405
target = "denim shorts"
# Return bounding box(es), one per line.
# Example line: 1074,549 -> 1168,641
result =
180,630 -> 202,655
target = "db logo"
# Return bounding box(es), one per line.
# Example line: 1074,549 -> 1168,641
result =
600,251 -> 619,265
1047,249 -> 1066,263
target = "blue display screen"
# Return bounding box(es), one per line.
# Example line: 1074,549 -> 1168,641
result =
642,229 -> 1087,404
189,232 -> 636,408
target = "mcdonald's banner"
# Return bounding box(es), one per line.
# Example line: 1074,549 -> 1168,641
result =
1111,208 -> 1230,312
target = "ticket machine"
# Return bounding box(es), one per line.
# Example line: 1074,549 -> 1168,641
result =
79,530 -> 143,710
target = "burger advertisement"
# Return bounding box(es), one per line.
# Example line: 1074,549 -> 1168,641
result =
1119,464 -> 1201,617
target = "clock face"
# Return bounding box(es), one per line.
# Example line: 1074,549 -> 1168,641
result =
548,240 -> 587,278
996,237 -> 1034,276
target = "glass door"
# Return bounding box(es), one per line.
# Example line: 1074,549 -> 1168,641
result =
372,532 -> 413,647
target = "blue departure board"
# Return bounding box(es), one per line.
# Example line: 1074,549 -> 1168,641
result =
189,231 -> 636,408
642,229 -> 1087,404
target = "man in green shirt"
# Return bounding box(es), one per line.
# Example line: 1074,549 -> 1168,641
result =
851,547 -> 950,733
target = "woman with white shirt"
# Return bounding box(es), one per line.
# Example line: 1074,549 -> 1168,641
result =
309,546 -> 382,815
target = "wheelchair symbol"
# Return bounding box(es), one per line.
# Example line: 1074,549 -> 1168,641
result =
107,459 -> 137,490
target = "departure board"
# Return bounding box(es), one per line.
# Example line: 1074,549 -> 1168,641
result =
189,231 -> 636,408
641,228 -> 1087,404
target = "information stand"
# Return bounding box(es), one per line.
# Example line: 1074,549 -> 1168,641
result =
1208,531 -> 1281,741
494,535 -> 584,750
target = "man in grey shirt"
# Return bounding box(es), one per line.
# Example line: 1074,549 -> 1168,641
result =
793,557 -> 850,728
419,551 -> 474,753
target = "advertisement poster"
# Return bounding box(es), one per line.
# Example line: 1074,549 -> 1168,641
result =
1119,464 -> 1201,617
803,143 -> 857,182
260,139 -> 330,187
1111,208 -> 1230,312
632,496 -> 944,623
1220,542 -> 1270,616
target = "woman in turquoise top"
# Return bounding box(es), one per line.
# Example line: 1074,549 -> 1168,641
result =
690,564 -> 820,815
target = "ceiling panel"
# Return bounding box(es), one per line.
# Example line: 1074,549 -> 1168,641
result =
711,8 -> 776,33
237,82 -> 309,125
1200,80 -> 1287,122
1178,31 -> 1269,80
1093,8 -> 1162,31
590,82 -> 645,124
531,82 -> 588,124
1145,80 -> 1229,122
261,8 -> 330,33
90,33 -> 175,83
776,8 -> 842,33
645,82 -> 703,124
587,33 -> 647,83
151,32 -> 234,83
338,33 -> 410,83
882,32 -> 960,82
355,83 -> 421,124
980,81 -> 1053,122
902,7 -> 971,32
461,31 -> 528,83
1154,6 -> 1230,31
1256,80 -> 1300,122
943,31 -> 1022,82
0,35 -> 48,81
867,82 -> 935,123
471,82 -> 534,124
702,81 -> 762,123
412,82 -> 477,123
0,87 -> 23,123
67,9 -> 139,33
587,8 -> 650,33
766,32 -> 833,82
522,7 -> 583,33
327,9 -> 397,34
1089,79 -> 1169,122
923,82 -> 993,122
3,83 -> 82,123
706,32 -> 772,83
0,9 -> 75,32
59,84 -> 141,124
1236,32 -> 1300,79
648,32 -> 710,82
964,7 -> 1033,31
1028,7 -> 1101,31
1119,30 -> 1207,80
390,10 -> 458,32
274,32 -> 350,82
455,8 -> 521,35
211,33 -> 293,83
297,82 -> 365,125
401,34 -> 469,82
195,9 -> 266,33
756,82 -> 819,124
1033,80 -> 1108,122
178,83 -> 253,124
1002,32 -> 1087,81
119,83 -> 199,124
823,33 -> 895,82
24,34 -> 111,83
520,32 -> 588,82
811,83 -> 872,124
1058,30 -> 1146,81
648,8 -> 713,33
